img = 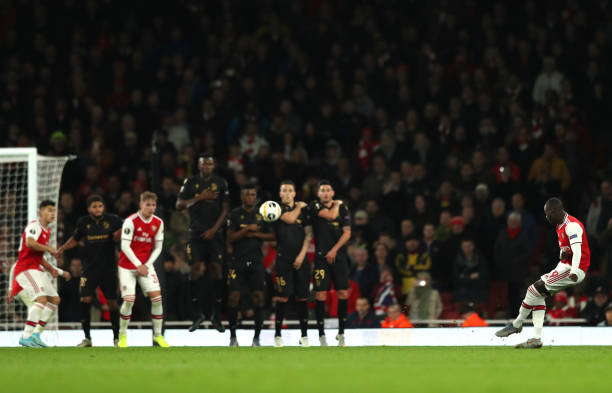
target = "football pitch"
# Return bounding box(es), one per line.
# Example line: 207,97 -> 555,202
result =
2,346 -> 610,393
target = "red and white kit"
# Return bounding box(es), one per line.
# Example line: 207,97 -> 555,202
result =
541,214 -> 590,292
118,212 -> 164,297
13,220 -> 58,301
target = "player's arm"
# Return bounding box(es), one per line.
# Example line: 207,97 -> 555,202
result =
144,221 -> 164,266
248,227 -> 276,241
227,214 -> 254,244
326,205 -> 351,263
294,225 -> 313,269
565,222 -> 583,281
208,200 -> 230,236
317,201 -> 342,221
41,257 -> 70,280
120,220 -> 147,276
26,237 -> 56,254
112,215 -> 123,242
280,202 -> 307,224
6,264 -> 16,303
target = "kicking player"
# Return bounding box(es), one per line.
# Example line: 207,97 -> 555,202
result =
308,180 -> 351,347
10,200 -> 71,347
176,153 -> 229,332
226,184 -> 275,347
496,197 -> 590,348
57,194 -> 123,347
273,180 -> 313,347
117,191 -> 169,347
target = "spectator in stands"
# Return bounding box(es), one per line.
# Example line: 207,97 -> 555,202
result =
395,235 -> 431,296
381,304 -> 414,328
453,238 -> 488,304
532,57 -> 564,105
547,291 -> 577,325
460,302 -> 488,327
527,144 -> 571,192
580,285 -> 610,326
371,267 -> 400,317
598,304 -> 612,327
586,180 -> 612,237
350,246 -> 378,298
510,192 -> 538,251
407,272 -> 442,326
346,297 -> 380,329
58,258 -> 83,322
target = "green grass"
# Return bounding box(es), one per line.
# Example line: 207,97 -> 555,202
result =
2,347 -> 610,393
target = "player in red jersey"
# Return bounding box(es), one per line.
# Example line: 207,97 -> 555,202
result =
116,191 -> 169,348
496,197 -> 590,348
8,200 -> 71,347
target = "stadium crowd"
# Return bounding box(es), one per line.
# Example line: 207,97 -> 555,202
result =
2,0 -> 612,327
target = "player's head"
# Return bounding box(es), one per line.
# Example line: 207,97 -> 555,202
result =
39,200 -> 56,224
279,180 -> 296,204
198,153 -> 215,177
317,179 -> 335,203
544,197 -> 565,225
87,194 -> 105,218
139,191 -> 158,218
240,183 -> 257,209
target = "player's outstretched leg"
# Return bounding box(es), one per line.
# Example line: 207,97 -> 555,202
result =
150,293 -> 170,347
20,300 -> 46,347
118,295 -> 135,348
32,300 -> 58,347
496,281 -> 546,338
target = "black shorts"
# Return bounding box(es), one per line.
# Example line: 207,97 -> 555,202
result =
274,256 -> 311,298
313,252 -> 350,292
186,235 -> 224,266
227,257 -> 266,292
80,264 -> 118,299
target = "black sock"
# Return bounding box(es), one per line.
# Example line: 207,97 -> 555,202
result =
81,302 -> 92,339
275,302 -> 286,337
315,300 -> 325,336
228,306 -> 238,338
296,301 -> 308,337
110,309 -> 119,340
212,279 -> 225,318
254,307 -> 263,339
338,299 -> 348,335
189,279 -> 203,319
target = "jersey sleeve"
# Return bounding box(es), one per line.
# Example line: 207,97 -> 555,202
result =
72,217 -> 85,241
178,177 -> 193,200
25,221 -> 42,241
121,219 -> 135,241
565,222 -> 583,245
227,211 -> 239,231
219,179 -> 230,205
340,204 -> 351,228
307,201 -> 321,218
155,220 -> 165,242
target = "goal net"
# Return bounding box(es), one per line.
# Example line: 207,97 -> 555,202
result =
0,148 -> 71,330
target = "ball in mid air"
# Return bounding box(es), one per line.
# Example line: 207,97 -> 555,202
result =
259,200 -> 281,222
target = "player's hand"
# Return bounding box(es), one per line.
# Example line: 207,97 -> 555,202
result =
62,271 -> 71,281
137,264 -> 149,277
201,229 -> 216,240
325,248 -> 337,264
55,247 -> 64,258
293,254 -> 305,270
334,200 -> 343,206
469,272 -> 479,280
569,273 -> 578,282
199,188 -> 219,201
6,293 -> 14,304
247,224 -> 260,232
296,201 -> 307,209
47,246 -> 57,256
50,268 -> 59,278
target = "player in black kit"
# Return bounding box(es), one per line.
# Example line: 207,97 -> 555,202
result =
226,184 -> 275,347
57,194 -> 123,347
272,180 -> 312,347
308,180 -> 351,347
176,153 -> 229,332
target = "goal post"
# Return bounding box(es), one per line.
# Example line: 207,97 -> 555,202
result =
0,148 -> 72,330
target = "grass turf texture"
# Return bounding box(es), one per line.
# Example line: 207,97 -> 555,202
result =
1,347 -> 610,393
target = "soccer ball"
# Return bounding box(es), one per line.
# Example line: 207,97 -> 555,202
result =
259,200 -> 281,222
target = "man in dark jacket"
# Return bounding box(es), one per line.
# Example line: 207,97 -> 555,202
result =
580,285 -> 609,326
494,212 -> 530,316
346,297 -> 380,328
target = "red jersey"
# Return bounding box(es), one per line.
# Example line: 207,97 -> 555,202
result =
556,214 -> 590,272
14,220 -> 50,278
118,212 -> 164,270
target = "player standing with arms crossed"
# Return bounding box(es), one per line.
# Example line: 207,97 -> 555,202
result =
117,191 -> 169,347
496,197 -> 590,348
57,195 -> 123,347
308,180 -> 351,347
273,180 -> 313,347
10,200 -> 71,347
176,153 -> 229,333
226,184 -> 275,347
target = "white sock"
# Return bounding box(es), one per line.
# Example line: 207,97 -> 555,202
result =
532,309 -> 546,339
151,296 -> 163,336
24,303 -> 45,338
34,303 -> 57,334
119,296 -> 135,335
513,284 -> 545,328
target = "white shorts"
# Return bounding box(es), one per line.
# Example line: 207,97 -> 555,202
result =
541,262 -> 586,293
15,269 -> 59,301
119,265 -> 161,298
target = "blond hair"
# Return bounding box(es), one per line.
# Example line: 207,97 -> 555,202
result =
140,191 -> 158,202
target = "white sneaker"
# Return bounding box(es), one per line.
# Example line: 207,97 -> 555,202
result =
319,335 -> 328,347
274,336 -> 283,347
336,333 -> 345,347
299,337 -> 309,347
77,338 -> 92,347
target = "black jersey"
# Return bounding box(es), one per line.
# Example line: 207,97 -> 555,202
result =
275,203 -> 309,260
72,213 -> 123,267
227,206 -> 268,261
178,174 -> 229,235
308,201 -> 351,255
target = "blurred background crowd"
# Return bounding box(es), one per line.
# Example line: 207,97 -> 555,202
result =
2,0 -> 612,327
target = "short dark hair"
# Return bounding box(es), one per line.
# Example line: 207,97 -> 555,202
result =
198,152 -> 214,161
317,179 -> 333,190
241,183 -> 257,192
280,179 -> 295,189
87,194 -> 104,207
40,200 -> 55,209
545,197 -> 563,210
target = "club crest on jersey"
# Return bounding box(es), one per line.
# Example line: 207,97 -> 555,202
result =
103,221 -> 109,229
30,229 -> 36,234
87,224 -> 91,229
256,214 -> 262,221
195,184 -> 200,189
211,183 -> 218,191
137,227 -> 142,232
